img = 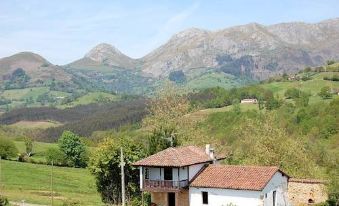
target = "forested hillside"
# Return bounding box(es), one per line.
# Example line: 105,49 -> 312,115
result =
0,99 -> 147,141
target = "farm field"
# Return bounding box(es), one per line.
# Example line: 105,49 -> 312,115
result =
10,121 -> 62,129
1,160 -> 103,206
62,92 -> 120,107
14,141 -> 58,163
261,72 -> 339,104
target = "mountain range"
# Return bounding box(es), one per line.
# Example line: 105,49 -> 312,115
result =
1,18 -> 339,94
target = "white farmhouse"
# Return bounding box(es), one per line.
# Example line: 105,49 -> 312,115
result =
190,164 -> 289,206
133,145 -> 290,206
241,99 -> 258,104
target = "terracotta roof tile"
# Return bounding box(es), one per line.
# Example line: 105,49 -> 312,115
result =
132,146 -> 225,167
190,164 -> 287,191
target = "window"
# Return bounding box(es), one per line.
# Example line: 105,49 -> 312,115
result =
202,191 -> 208,204
145,168 -> 149,180
308,199 -> 314,204
273,191 -> 276,206
265,193 -> 267,198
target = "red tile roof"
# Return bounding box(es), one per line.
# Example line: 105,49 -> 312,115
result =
132,146 -> 225,167
190,164 -> 288,191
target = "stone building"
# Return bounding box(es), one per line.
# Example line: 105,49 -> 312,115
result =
288,178 -> 328,205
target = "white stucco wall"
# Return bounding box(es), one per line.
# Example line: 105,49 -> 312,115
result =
189,163 -> 205,180
189,187 -> 262,206
189,171 -> 289,206
262,172 -> 289,206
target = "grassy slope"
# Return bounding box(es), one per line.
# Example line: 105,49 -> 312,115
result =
185,71 -> 252,90
64,92 -> 119,107
14,141 -> 58,162
261,72 -> 339,104
187,104 -> 259,122
187,72 -> 339,121
1,87 -> 50,101
1,160 -> 102,206
10,120 -> 62,129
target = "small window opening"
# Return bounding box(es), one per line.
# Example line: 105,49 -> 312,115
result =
202,191 -> 208,204
308,199 -> 315,204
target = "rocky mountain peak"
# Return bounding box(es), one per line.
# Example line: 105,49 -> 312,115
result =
75,43 -> 137,69
85,43 -> 124,62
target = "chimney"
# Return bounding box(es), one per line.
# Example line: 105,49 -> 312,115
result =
205,144 -> 216,162
205,144 -> 210,156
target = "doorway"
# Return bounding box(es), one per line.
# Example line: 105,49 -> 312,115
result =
164,168 -> 173,180
168,192 -> 175,206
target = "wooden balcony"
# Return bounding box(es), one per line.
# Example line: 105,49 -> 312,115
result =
143,179 -> 189,192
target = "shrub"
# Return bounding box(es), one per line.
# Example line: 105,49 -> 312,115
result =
0,137 -> 18,159
0,195 -> 9,206
319,86 -> 332,99
58,131 -> 88,167
45,148 -> 67,166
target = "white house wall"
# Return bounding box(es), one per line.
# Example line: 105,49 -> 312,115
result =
189,187 -> 262,206
262,172 -> 289,206
189,171 -> 289,206
148,167 -> 162,180
189,163 -> 205,180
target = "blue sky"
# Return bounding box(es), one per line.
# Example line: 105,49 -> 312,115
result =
0,0 -> 338,64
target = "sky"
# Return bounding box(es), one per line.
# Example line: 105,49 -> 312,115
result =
0,0 -> 338,64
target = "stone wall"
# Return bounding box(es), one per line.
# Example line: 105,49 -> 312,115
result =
288,179 -> 327,206
177,190 -> 189,206
151,190 -> 189,206
152,192 -> 167,206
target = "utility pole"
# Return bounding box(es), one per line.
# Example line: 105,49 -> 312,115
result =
120,148 -> 126,206
50,160 -> 54,206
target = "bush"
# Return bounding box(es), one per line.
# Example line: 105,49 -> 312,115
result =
58,131 -> 88,167
45,148 -> 67,166
0,195 -> 9,206
0,137 -> 18,159
319,86 -> 332,99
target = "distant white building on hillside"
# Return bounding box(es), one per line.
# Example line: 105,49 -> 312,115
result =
241,99 -> 258,104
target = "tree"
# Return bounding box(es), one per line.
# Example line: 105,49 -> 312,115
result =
168,70 -> 186,84
148,127 -> 178,155
265,97 -> 282,110
295,93 -> 309,107
89,137 -> 146,205
326,60 -> 335,65
24,137 -> 33,156
318,86 -> 332,99
58,131 -> 88,167
229,114 -> 321,178
142,82 -> 194,144
45,147 -> 67,166
284,88 -> 300,99
0,137 -> 18,159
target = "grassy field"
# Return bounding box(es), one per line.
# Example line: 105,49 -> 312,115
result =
1,87 -> 50,101
14,141 -> 58,163
63,92 -> 120,107
261,72 -> 339,104
186,71 -> 251,90
1,160 -> 103,206
10,121 -> 62,129
186,103 -> 259,122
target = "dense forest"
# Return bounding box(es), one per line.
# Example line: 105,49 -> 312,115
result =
0,99 -> 147,141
